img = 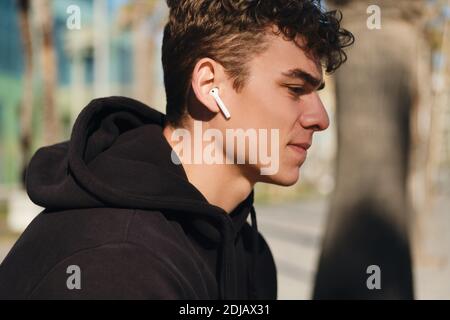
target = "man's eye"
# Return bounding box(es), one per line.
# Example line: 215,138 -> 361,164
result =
288,87 -> 305,96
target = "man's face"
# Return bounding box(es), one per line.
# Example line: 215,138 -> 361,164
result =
220,32 -> 330,186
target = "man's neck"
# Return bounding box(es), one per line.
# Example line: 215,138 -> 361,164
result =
163,125 -> 254,214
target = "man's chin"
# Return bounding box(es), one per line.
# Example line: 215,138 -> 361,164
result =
258,168 -> 300,186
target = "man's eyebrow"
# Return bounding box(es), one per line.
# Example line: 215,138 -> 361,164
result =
281,68 -> 325,90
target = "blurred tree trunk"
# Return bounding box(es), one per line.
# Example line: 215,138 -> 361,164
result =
16,0 -> 33,187
93,0 -> 110,97
313,0 -> 430,299
34,0 -> 60,146
132,0 -> 157,105
132,1 -> 151,105
425,7 -> 450,212
118,0 -> 161,105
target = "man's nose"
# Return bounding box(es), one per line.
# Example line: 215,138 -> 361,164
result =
299,92 -> 330,132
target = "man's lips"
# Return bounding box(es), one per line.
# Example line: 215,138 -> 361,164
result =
287,142 -> 311,159
288,142 -> 311,151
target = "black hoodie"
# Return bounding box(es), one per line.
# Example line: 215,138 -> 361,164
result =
0,96 -> 277,300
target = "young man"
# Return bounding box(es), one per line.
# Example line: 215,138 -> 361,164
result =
0,0 -> 353,299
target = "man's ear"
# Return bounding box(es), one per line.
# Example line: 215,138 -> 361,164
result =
191,58 -> 224,115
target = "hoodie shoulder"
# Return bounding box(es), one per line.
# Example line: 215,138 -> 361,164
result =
28,242 -> 200,299
0,207 -> 215,299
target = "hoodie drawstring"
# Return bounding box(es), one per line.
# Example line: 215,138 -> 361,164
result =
219,205 -> 259,300
248,206 -> 259,299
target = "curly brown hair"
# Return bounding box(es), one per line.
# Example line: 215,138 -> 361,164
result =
162,0 -> 354,127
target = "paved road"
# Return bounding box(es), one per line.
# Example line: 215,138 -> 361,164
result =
413,193 -> 450,299
255,194 -> 450,299
255,199 -> 328,299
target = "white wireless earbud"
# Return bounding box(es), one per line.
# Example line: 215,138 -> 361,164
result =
209,87 -> 231,120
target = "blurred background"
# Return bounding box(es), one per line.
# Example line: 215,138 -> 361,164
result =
0,0 -> 449,299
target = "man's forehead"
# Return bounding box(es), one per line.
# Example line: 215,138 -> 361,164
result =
264,32 -> 323,79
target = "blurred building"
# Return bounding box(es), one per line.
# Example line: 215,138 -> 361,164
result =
0,0 -> 167,189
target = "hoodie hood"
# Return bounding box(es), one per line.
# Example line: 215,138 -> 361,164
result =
25,96 -> 259,299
